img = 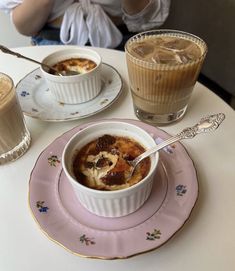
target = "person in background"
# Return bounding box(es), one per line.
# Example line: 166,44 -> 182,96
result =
0,0 -> 171,50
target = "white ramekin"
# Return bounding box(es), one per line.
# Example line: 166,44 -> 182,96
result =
62,121 -> 159,217
41,48 -> 102,104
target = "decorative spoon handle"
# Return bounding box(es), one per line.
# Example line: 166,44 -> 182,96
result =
129,113 -> 225,171
177,113 -> 225,139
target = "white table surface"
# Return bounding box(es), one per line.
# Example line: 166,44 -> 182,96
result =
0,45 -> 235,271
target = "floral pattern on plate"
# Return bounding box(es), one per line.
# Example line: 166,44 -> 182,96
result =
28,119 -> 198,259
16,64 -> 122,122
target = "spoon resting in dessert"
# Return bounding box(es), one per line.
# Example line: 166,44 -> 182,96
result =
0,45 -> 79,76
127,113 -> 225,178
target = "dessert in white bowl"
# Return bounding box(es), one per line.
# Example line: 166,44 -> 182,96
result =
41,48 -> 102,104
62,121 -> 159,217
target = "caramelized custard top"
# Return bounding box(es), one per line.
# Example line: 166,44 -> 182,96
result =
72,134 -> 151,191
51,58 -> 97,75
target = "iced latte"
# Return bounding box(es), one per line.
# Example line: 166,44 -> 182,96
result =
125,30 -> 207,124
0,73 -> 30,164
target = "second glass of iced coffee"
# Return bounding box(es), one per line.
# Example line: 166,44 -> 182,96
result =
125,29 -> 208,124
0,73 -> 31,165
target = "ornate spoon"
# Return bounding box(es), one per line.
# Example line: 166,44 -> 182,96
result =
128,113 -> 225,177
0,44 -> 79,76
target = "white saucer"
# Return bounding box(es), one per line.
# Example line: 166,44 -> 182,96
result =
16,64 -> 122,122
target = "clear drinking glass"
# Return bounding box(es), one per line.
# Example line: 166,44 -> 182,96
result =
0,73 -> 31,164
125,29 -> 208,124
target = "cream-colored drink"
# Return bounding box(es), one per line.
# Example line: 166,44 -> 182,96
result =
0,73 -> 30,164
125,30 -> 207,124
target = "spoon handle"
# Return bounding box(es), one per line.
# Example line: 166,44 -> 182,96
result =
177,113 -> 225,139
133,113 -> 225,165
0,44 -> 56,73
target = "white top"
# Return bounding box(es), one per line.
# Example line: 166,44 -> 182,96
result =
0,0 -> 171,48
0,45 -> 235,271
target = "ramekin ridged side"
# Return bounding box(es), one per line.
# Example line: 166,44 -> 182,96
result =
45,67 -> 101,104
70,173 -> 154,217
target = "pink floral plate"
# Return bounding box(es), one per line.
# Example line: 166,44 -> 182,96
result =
28,119 -> 198,259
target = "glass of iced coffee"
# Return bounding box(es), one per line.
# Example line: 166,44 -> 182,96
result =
0,73 -> 31,165
125,29 -> 208,124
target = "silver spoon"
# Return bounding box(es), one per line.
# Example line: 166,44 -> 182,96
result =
0,44 -> 79,76
128,113 -> 225,178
